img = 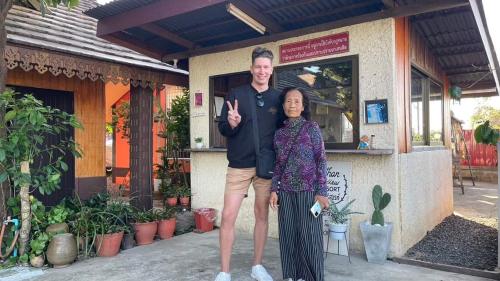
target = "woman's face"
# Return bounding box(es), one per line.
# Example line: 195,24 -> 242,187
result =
283,89 -> 304,118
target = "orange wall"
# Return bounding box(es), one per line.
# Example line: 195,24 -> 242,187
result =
105,82 -> 130,123
112,85 -> 190,186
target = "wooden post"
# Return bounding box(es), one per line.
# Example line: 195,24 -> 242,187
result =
130,85 -> 153,210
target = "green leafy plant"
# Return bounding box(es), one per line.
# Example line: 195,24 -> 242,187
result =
0,89 -> 82,255
194,137 -> 203,143
449,85 -> 462,101
177,184 -> 191,197
132,209 -> 157,223
474,121 -> 499,146
371,185 -> 391,226
85,193 -> 110,209
329,199 -> 363,225
47,205 -> 69,224
155,206 -> 176,221
109,101 -> 130,140
29,232 -> 49,257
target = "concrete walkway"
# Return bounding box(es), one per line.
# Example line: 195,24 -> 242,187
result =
454,180 -> 498,228
3,230 -> 493,281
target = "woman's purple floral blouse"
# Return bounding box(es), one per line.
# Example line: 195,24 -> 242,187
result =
271,116 -> 328,197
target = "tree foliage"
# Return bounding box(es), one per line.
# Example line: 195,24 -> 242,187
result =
0,89 -> 83,195
471,105 -> 500,130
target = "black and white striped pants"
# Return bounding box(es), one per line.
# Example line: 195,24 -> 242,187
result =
278,191 -> 324,281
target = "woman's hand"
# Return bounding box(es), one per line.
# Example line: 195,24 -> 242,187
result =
315,195 -> 330,209
269,192 -> 279,210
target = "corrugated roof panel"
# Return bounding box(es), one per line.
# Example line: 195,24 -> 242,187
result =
85,0 -> 158,19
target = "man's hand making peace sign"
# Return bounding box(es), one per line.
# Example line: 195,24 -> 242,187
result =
226,99 -> 241,129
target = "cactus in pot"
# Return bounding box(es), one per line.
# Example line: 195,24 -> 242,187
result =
371,185 -> 391,226
360,184 -> 393,263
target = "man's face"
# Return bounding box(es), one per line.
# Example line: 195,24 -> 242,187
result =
250,57 -> 273,87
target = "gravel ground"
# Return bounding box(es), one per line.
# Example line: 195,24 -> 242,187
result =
405,215 -> 498,271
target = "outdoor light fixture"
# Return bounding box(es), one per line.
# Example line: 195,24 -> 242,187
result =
227,3 -> 266,35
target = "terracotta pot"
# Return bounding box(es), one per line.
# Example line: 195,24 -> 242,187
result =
166,197 -> 177,206
46,233 -> 77,268
133,222 -> 158,245
179,197 -> 190,206
30,254 -> 45,268
95,231 -> 124,257
157,219 -> 176,239
46,223 -> 69,236
121,232 -> 135,250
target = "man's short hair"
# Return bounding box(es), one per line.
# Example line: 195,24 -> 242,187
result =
252,47 -> 273,64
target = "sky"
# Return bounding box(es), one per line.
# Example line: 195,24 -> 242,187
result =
452,0 -> 500,129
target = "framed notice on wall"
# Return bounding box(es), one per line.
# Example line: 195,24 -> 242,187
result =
323,161 -> 352,256
365,99 -> 388,124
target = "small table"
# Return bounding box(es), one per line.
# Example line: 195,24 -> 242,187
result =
324,229 -> 351,263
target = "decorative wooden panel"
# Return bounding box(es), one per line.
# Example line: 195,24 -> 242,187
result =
6,68 -> 105,178
129,86 -> 153,210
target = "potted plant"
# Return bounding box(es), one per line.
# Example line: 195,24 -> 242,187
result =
29,232 -> 49,268
161,180 -> 177,207
328,199 -> 362,240
132,209 -> 158,245
156,207 -> 177,239
360,185 -> 392,264
194,137 -> 203,149
177,184 -> 191,207
93,222 -> 126,258
92,201 -> 133,256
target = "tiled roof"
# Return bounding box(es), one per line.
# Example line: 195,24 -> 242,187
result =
5,0 -> 187,75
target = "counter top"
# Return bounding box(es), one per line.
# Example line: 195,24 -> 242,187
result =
190,148 -> 394,155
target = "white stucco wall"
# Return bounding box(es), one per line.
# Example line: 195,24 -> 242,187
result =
399,149 -> 453,253
189,17 -> 452,257
190,18 -> 403,254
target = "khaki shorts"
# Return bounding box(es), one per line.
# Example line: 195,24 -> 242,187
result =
225,167 -> 271,198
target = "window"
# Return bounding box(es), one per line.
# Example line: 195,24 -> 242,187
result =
209,57 -> 359,149
209,72 -> 252,148
275,56 -> 359,149
410,68 -> 444,146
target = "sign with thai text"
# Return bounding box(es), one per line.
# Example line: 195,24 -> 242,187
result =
323,161 -> 352,256
279,32 -> 349,64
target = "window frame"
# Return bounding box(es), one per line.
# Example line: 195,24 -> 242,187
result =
274,55 -> 360,149
410,66 -> 445,147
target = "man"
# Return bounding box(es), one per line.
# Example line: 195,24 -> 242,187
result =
215,47 -> 280,281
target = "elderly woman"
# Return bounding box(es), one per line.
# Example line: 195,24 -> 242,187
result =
269,87 -> 329,281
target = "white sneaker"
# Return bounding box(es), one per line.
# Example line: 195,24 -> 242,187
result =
251,264 -> 273,281
214,272 -> 231,281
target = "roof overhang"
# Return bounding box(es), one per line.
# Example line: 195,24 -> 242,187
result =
87,0 -> 470,61
469,0 -> 500,95
86,0 -> 498,93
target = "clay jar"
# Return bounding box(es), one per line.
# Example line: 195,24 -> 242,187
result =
46,233 -> 77,268
30,255 -> 45,268
46,223 -> 69,236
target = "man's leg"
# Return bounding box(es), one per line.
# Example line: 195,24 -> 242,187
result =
220,193 -> 245,272
219,167 -> 253,274
252,177 -> 271,265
